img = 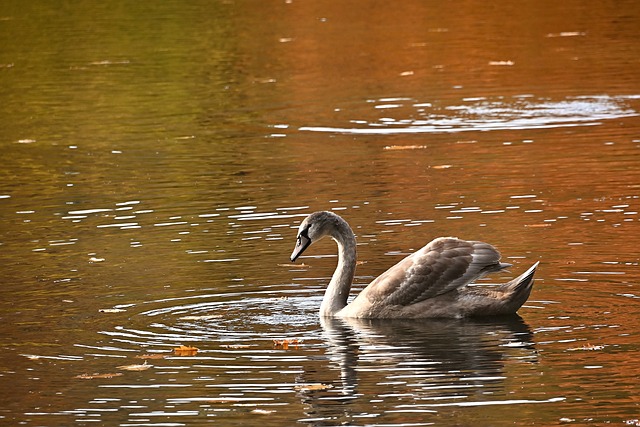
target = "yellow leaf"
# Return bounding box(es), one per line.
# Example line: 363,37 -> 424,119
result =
273,339 -> 301,350
294,383 -> 333,391
173,345 -> 199,356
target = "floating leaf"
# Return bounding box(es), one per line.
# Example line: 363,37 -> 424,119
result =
173,345 -> 199,356
432,164 -> 452,169
294,383 -> 333,391
117,361 -> 152,371
273,339 -> 301,350
75,372 -> 123,379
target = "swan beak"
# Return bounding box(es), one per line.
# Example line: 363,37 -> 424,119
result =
291,235 -> 311,262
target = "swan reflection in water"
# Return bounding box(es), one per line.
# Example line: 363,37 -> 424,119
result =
295,315 -> 537,424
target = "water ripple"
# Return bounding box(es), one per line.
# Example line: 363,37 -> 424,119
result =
300,95 -> 638,135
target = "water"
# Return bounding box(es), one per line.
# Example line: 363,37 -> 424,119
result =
1,0 -> 640,425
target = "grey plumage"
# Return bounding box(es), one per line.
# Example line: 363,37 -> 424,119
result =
291,211 -> 539,319
373,238 -> 510,306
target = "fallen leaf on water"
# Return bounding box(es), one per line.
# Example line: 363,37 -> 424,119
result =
294,383 -> 333,391
173,345 -> 199,356
75,372 -> 123,380
99,308 -> 126,313
567,343 -> 605,351
273,339 -> 301,350
135,353 -> 167,360
432,164 -> 452,170
117,361 -> 152,371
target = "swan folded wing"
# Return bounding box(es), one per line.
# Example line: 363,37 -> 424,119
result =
364,237 -> 509,306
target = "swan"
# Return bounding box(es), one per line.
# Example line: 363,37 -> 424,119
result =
290,211 -> 539,318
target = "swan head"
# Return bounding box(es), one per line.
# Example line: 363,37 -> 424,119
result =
290,211 -> 344,262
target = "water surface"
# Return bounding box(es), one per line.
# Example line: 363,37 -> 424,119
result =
1,1 -> 640,426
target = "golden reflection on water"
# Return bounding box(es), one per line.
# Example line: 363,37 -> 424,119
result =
1,0 -> 640,425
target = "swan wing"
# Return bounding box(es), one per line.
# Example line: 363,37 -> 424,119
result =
362,237 -> 510,306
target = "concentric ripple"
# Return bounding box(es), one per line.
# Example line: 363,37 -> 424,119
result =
100,289 -> 322,351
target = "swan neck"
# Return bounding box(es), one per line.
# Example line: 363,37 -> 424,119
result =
320,226 -> 357,317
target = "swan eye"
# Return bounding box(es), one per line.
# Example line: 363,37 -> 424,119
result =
299,226 -> 310,241
291,225 -> 312,262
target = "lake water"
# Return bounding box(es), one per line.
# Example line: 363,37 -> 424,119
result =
1,1 -> 640,426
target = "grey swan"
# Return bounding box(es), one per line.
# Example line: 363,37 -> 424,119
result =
291,211 -> 539,318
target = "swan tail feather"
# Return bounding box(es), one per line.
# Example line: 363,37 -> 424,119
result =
501,261 -> 539,309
